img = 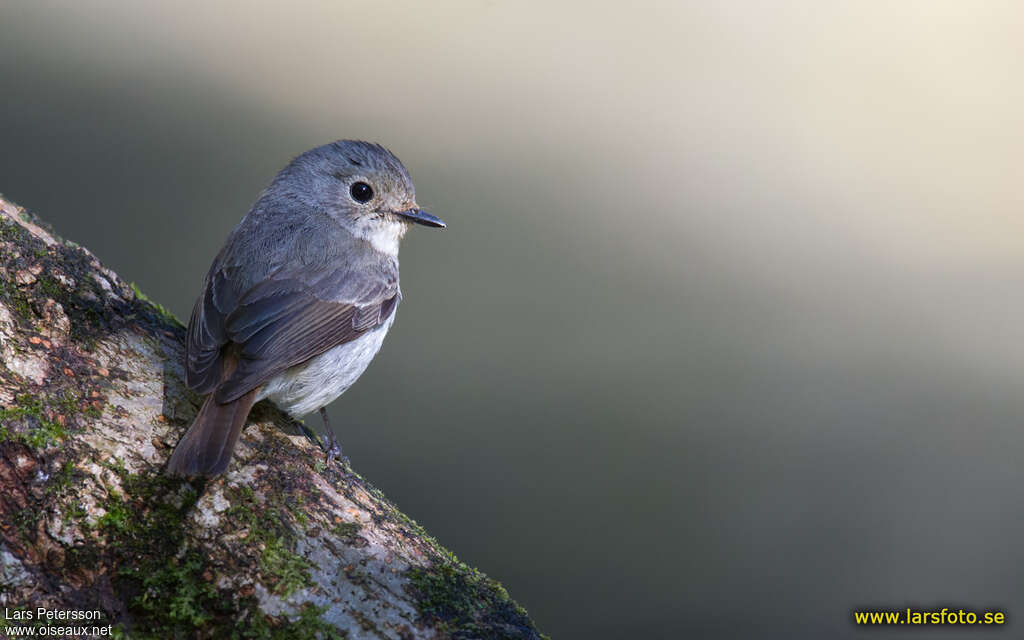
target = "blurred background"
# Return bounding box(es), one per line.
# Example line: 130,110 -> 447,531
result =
2,1 -> 1023,637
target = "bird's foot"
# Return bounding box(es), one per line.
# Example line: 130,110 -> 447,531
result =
323,430 -> 349,469
316,407 -> 350,469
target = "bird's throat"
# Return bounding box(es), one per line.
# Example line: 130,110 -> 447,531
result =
352,217 -> 407,256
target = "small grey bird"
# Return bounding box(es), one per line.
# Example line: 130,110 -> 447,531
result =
166,140 -> 444,476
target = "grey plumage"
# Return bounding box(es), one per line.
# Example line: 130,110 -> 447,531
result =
167,140 -> 444,477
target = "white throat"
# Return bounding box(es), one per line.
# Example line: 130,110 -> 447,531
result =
351,217 -> 407,256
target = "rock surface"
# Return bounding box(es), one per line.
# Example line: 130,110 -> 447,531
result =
0,195 -> 545,639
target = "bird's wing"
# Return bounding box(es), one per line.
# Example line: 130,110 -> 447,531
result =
186,256 -> 236,394
186,254 -> 400,403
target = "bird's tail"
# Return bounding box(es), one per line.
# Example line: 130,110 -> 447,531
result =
165,389 -> 257,476
166,353 -> 257,477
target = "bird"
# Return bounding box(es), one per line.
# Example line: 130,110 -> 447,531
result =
165,140 -> 445,476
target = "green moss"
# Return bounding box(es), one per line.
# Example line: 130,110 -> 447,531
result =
0,220 -> 37,323
261,537 -> 314,598
67,527 -> 230,640
328,467 -> 547,636
292,494 -> 309,527
130,282 -> 184,328
332,522 -> 362,539
53,390 -> 79,415
95,471 -> 325,638
97,492 -> 131,532
0,216 -> 29,243
62,501 -> 88,528
121,477 -> 332,636
98,471 -> 196,549
0,394 -> 67,448
226,486 -> 315,597
408,558 -> 547,640
14,508 -> 38,543
88,467 -> 232,638
0,389 -> 107,451
128,551 -> 224,630
2,209 -> 137,349
0,278 -> 33,323
47,460 -> 76,494
36,275 -> 63,300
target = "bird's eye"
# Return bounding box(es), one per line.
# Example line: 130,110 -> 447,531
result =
350,182 -> 374,203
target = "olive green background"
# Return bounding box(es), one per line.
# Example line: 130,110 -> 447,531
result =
2,2 -> 1022,638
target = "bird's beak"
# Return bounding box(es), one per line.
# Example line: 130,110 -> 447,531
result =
395,207 -> 446,228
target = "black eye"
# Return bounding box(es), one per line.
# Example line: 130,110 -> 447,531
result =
350,181 -> 374,203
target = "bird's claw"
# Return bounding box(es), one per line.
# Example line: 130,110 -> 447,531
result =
323,430 -> 348,468
313,407 -> 349,470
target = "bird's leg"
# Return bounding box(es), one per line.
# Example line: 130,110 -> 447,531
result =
319,407 -> 343,465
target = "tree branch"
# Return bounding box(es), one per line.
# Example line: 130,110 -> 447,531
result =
0,195 -> 545,639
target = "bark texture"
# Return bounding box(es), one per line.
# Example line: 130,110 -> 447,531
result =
0,195 -> 545,640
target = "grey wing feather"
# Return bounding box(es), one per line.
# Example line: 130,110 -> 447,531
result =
194,260 -> 398,404
186,278 -> 228,393
185,212 -> 401,401
213,286 -> 398,403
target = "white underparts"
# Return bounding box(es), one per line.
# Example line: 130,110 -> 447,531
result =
257,311 -> 396,417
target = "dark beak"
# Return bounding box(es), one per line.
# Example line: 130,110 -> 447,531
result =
396,208 -> 446,228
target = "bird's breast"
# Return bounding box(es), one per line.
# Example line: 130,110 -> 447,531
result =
257,311 -> 396,417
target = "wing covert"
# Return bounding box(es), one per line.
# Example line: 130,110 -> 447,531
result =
212,265 -> 399,403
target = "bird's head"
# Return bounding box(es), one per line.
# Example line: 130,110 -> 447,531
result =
271,139 -> 445,255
